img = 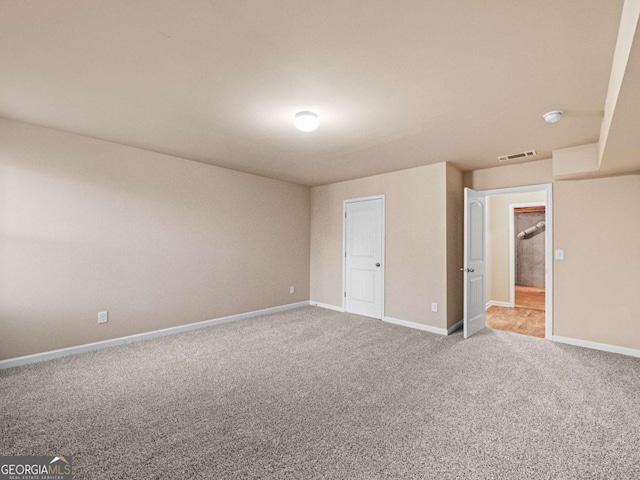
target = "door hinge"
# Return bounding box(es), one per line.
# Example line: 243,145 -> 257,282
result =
344,291 -> 347,297
345,212 -> 347,218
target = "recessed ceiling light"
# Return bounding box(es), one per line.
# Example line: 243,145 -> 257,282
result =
542,110 -> 564,123
294,111 -> 319,132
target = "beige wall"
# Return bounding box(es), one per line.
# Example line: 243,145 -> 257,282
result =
486,192 -> 546,305
310,163 -> 451,329
554,174 -> 640,349
0,118 -> 310,360
465,159 -> 552,190
446,164 -> 464,327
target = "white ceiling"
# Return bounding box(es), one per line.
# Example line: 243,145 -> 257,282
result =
0,1 -> 625,186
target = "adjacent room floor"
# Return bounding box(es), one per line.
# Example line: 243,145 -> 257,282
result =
2,306 -> 639,479
486,285 -> 545,338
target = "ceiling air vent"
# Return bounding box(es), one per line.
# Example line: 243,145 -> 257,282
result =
497,149 -> 537,162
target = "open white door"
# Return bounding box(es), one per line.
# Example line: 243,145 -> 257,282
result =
344,197 -> 384,319
463,188 -> 486,338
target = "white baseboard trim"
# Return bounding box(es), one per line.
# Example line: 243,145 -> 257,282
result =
383,316 -> 449,336
447,319 -> 463,335
309,301 -> 344,312
552,335 -> 640,358
0,301 -> 311,370
486,301 -> 512,308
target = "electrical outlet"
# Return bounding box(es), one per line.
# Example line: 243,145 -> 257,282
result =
98,311 -> 108,324
431,302 -> 438,313
290,286 -> 295,294
555,249 -> 565,260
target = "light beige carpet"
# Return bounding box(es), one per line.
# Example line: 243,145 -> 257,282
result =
2,306 -> 639,479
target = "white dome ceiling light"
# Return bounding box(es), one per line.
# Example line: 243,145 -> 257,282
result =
542,110 -> 564,123
294,111 -> 320,132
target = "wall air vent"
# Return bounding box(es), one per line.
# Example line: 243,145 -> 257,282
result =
497,149 -> 537,162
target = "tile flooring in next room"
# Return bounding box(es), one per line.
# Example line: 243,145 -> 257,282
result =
486,286 -> 545,338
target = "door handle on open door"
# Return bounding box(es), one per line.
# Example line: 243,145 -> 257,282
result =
375,263 -> 381,267
460,267 -> 475,272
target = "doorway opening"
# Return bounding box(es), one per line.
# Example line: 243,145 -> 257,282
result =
486,196 -> 547,338
485,200 -> 546,337
463,184 -> 552,340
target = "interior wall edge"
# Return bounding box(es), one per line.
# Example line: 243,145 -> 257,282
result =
383,316 -> 449,336
552,335 -> 640,359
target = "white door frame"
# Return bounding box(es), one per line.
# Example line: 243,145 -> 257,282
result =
342,194 -> 385,317
481,183 -> 553,339
509,202 -> 546,308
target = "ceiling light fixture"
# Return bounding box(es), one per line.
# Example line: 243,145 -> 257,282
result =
542,110 -> 564,123
294,111 -> 319,132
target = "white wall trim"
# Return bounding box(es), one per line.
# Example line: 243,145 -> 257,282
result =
447,319 -> 463,335
310,301 -> 344,312
0,301 -> 311,370
486,301 -> 512,308
383,316 -> 449,336
552,335 -> 640,358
